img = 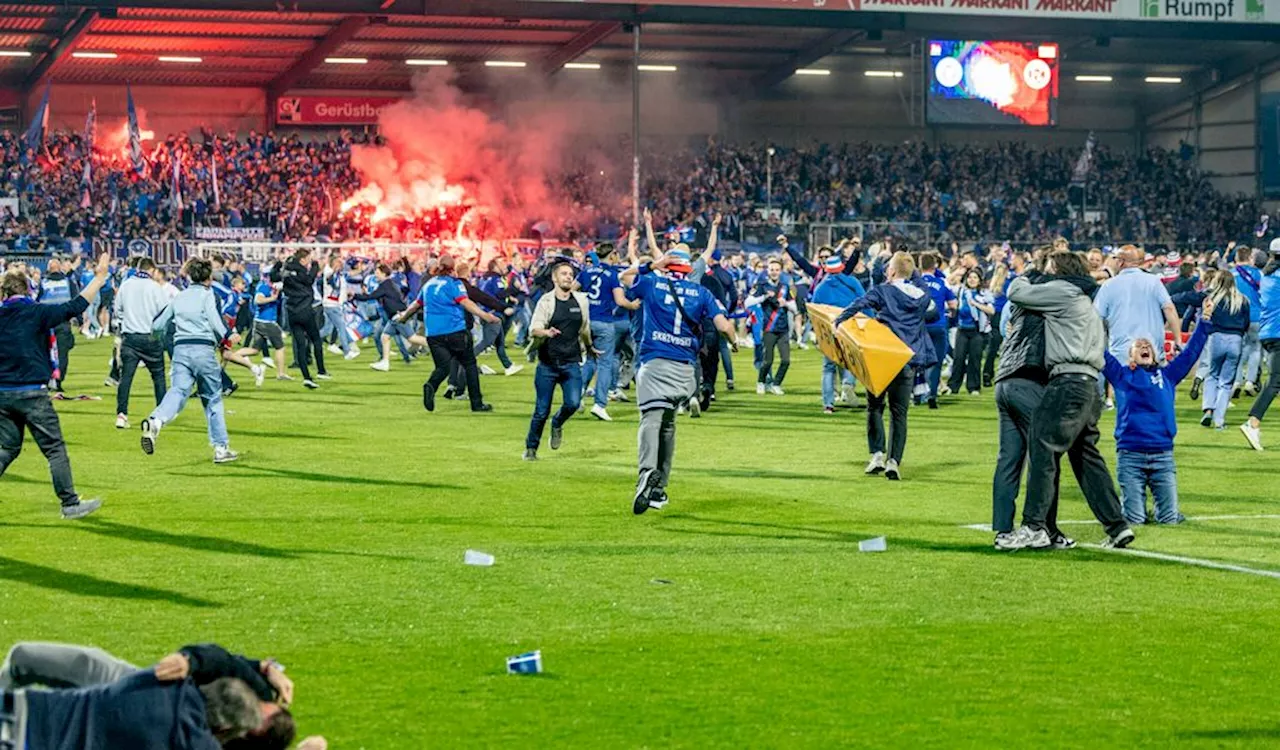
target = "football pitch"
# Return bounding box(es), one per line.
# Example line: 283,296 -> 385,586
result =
2,338 -> 1277,748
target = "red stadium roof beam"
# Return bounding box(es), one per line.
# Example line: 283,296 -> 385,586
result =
268,15 -> 371,100
24,8 -> 99,92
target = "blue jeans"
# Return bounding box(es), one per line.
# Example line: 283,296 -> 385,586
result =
150,343 -> 229,448
1116,449 -> 1179,525
719,334 -> 735,383
514,300 -> 533,347
926,327 -> 948,398
614,318 -> 632,385
373,315 -> 414,363
582,320 -> 617,408
526,361 -> 583,449
1237,322 -> 1261,384
1202,332 -> 1243,427
821,357 -> 856,408
320,305 -> 353,350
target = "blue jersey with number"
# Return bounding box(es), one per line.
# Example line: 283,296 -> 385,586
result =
418,276 -> 467,336
578,266 -> 620,324
627,272 -> 724,366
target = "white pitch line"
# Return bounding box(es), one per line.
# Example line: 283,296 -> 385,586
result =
959,517 -> 1280,580
962,513 -> 1280,533
1081,544 -> 1280,580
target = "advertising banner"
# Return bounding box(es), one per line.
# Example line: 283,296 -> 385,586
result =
275,96 -> 401,126
530,0 -> 1275,23
192,226 -> 269,241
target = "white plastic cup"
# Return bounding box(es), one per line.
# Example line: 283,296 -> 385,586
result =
464,549 -> 495,566
858,536 -> 887,552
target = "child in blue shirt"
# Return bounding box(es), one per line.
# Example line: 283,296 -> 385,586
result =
1101,298 -> 1214,525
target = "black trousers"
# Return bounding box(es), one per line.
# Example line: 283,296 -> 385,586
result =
867,366 -> 913,463
1023,374 -> 1128,537
759,331 -> 791,385
699,329 -> 720,402
288,306 -> 326,382
1248,339 -> 1280,422
983,324 -> 1003,382
52,323 -> 74,388
0,389 -> 79,506
949,328 -> 987,394
993,378 -> 1061,536
116,334 -> 167,416
428,331 -> 483,409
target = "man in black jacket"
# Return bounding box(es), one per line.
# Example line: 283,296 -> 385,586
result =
991,260 -> 1069,551
0,254 -> 110,519
353,263 -> 413,372
271,249 -> 327,389
1,642 -> 296,750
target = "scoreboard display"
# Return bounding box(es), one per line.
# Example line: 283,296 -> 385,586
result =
927,40 -> 1060,127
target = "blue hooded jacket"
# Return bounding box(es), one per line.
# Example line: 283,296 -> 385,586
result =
1259,266 -> 1280,341
834,280 -> 938,369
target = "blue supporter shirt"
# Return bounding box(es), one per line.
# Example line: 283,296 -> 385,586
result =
627,272 -> 724,365
419,276 -> 467,336
38,274 -> 73,305
917,271 -> 955,330
254,281 -> 279,323
1102,321 -> 1210,452
1235,265 -> 1262,323
578,265 -> 620,324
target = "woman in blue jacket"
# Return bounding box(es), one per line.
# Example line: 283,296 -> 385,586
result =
1241,242 -> 1280,450
1198,271 -> 1250,430
834,252 -> 938,481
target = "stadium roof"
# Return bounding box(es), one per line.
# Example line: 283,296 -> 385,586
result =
1,0 -> 1278,107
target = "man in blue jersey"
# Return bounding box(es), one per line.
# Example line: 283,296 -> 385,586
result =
395,255 -> 500,413
578,242 -> 636,422
916,252 -> 957,409
235,276 -> 291,382
1232,245 -> 1263,394
620,247 -> 738,515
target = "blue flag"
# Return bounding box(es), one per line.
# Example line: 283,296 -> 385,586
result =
126,83 -> 146,176
20,82 -> 51,164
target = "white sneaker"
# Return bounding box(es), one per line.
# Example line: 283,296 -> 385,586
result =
277,373 -> 295,381
504,364 -> 524,376
1006,525 -> 1052,550
769,385 -> 785,396
688,396 -> 702,419
140,417 -> 160,455
993,532 -> 1019,551
591,404 -> 612,422
252,364 -> 266,387
213,445 -> 240,464
1105,398 -> 1115,411
479,364 -> 497,376
1243,381 -> 1259,397
115,413 -> 129,430
585,387 -> 596,400
344,348 -> 360,360
756,383 -> 766,395
303,379 -> 319,390
327,344 -> 343,355
370,360 -> 391,372
610,389 -> 629,402
884,459 -> 900,480
1240,422 -> 1264,451
316,373 -> 332,380
865,452 -> 886,475
938,384 -> 952,396
1101,528 -> 1135,549
104,377 -> 119,388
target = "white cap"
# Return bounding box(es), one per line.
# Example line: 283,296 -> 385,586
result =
1271,237 -> 1280,255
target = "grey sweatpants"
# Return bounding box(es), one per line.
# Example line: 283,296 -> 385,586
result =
636,359 -> 696,495
0,642 -> 138,691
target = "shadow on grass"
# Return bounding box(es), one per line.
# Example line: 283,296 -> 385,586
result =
168,464 -> 463,490
0,474 -> 43,484
163,428 -> 342,442
680,467 -> 837,482
0,555 -> 219,608
1180,728 -> 1280,740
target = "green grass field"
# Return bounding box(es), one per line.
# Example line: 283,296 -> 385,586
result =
2,337 -> 1278,748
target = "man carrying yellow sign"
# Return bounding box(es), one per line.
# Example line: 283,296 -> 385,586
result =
814,252 -> 938,481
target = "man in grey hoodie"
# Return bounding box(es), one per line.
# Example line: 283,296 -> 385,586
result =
1002,251 -> 1135,550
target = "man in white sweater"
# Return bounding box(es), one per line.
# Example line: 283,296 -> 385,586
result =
112,257 -> 170,430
